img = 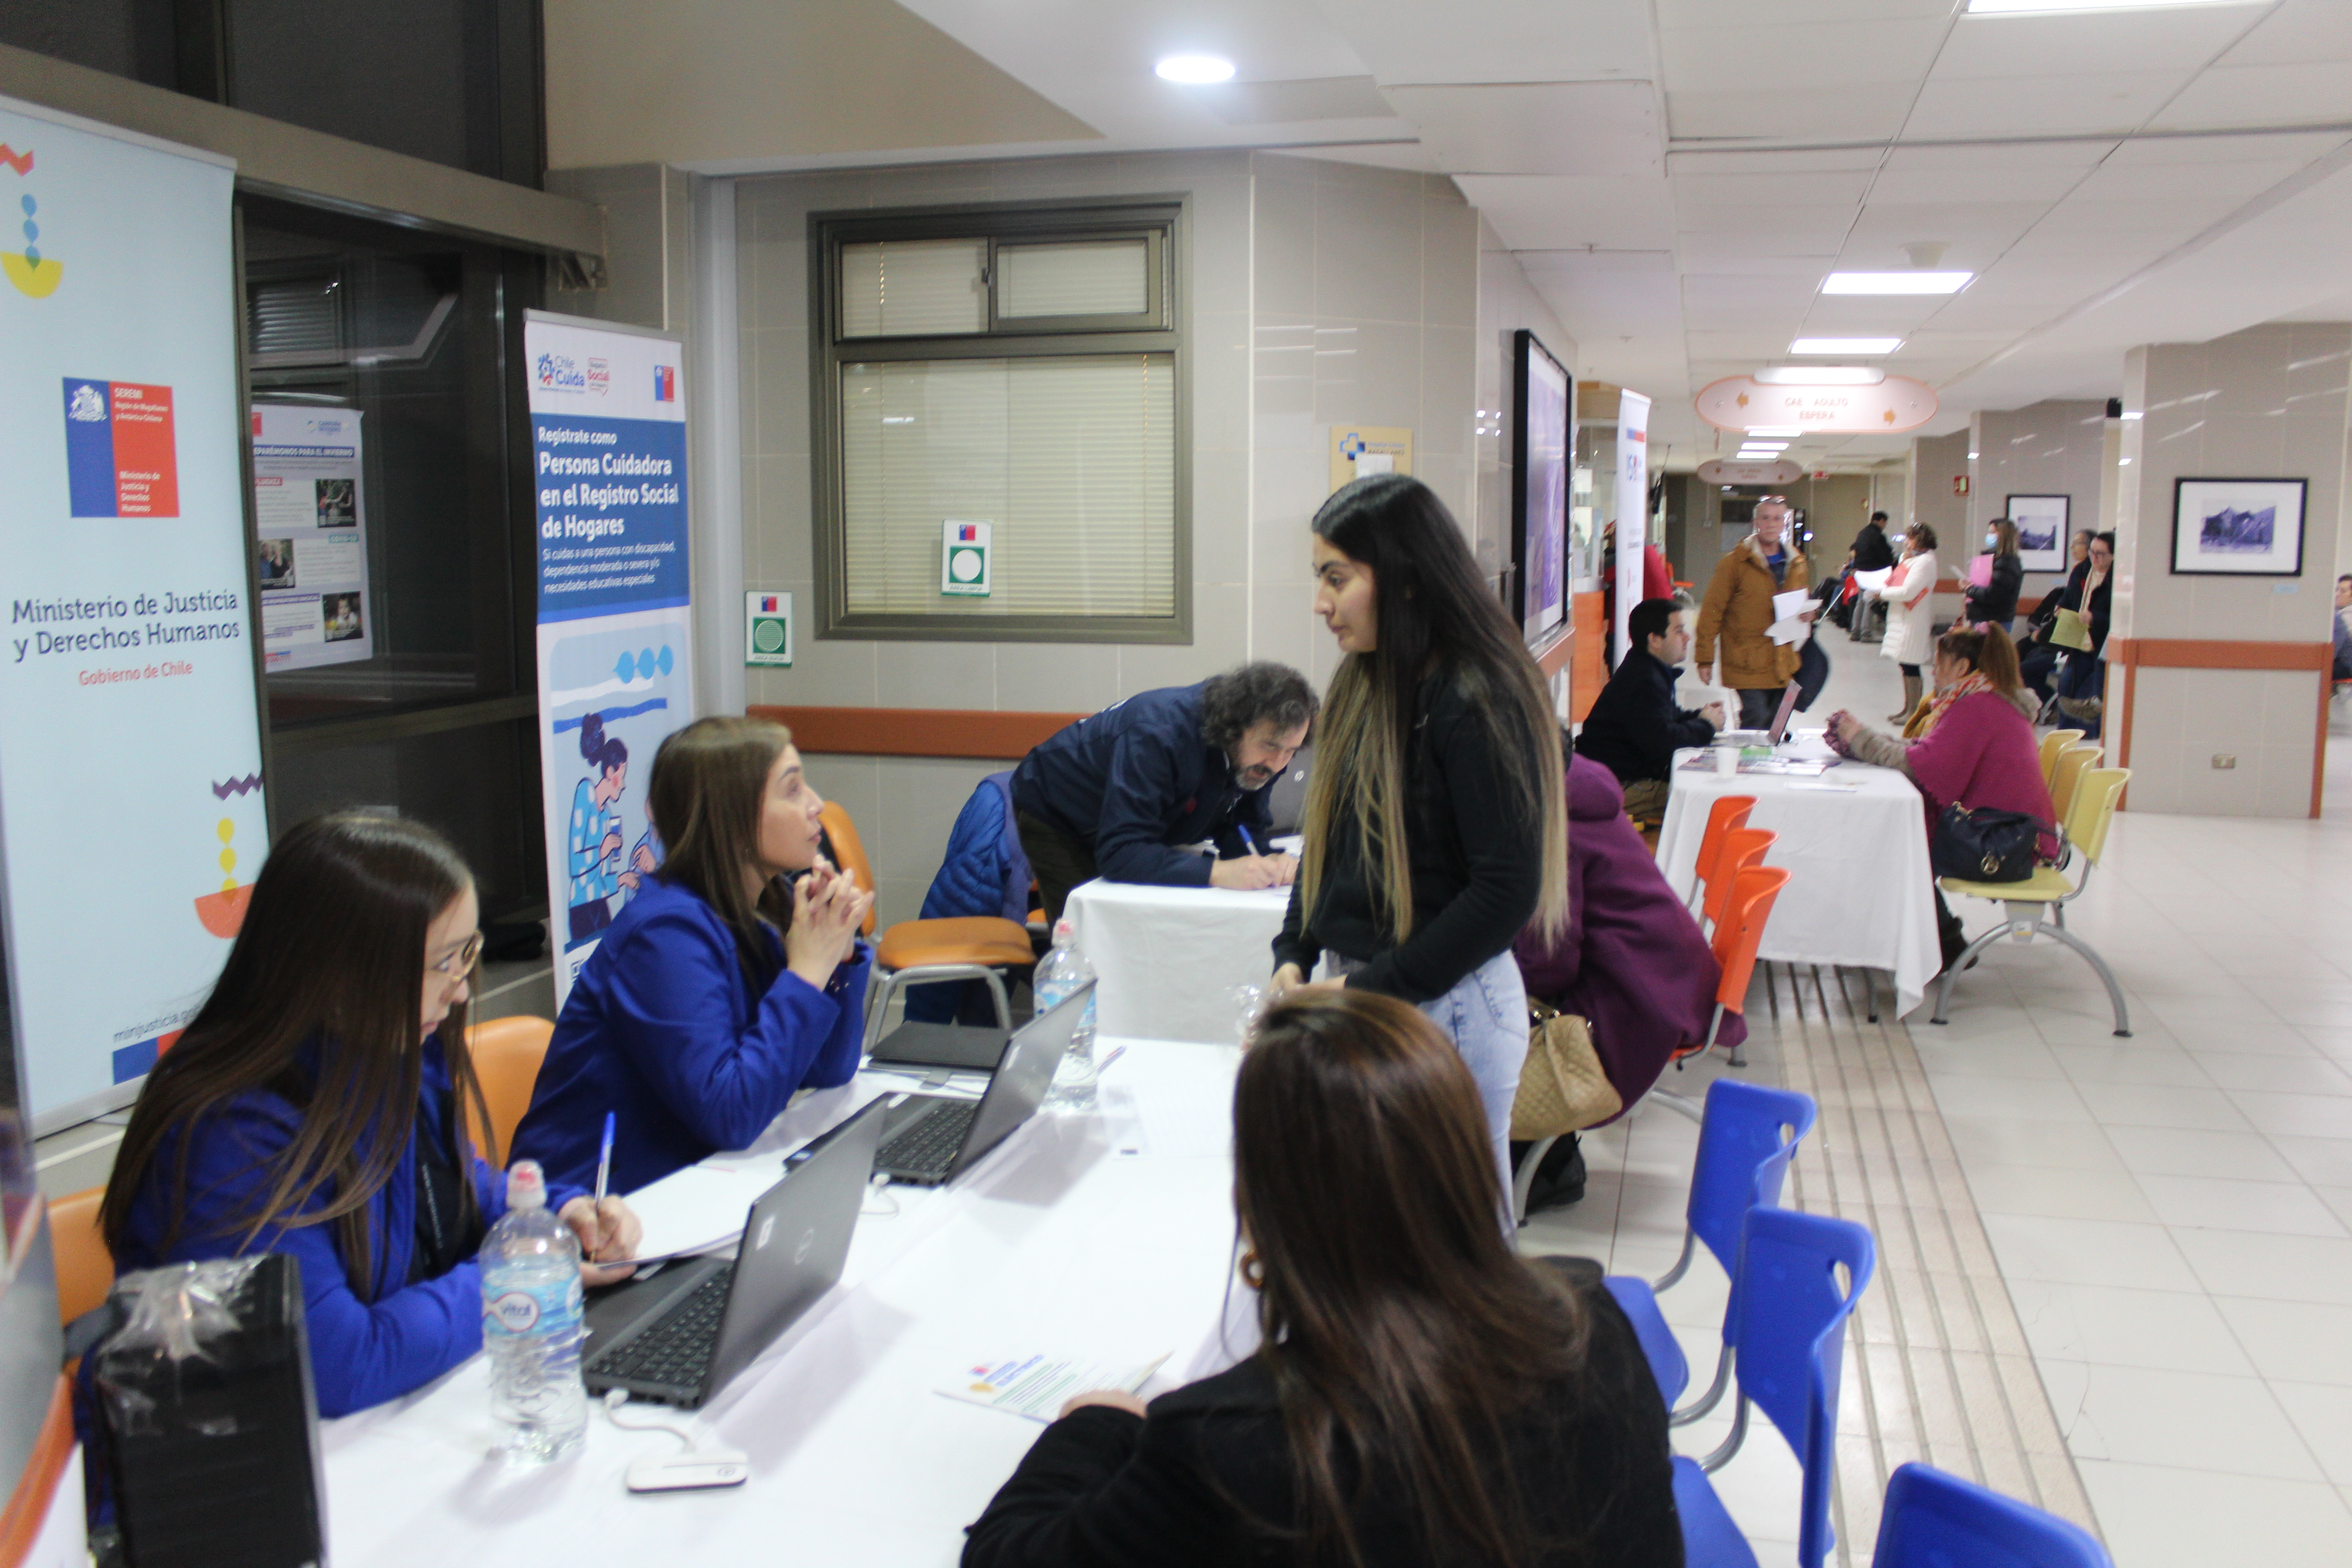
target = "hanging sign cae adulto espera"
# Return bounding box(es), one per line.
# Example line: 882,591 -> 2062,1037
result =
1695,375 -> 1937,436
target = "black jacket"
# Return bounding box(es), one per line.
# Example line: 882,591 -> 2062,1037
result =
1964,552 -> 2023,625
1575,647 -> 1714,786
1274,666 -> 1544,1004
1011,683 -> 1274,887
963,1258 -> 1683,1568
1850,522 -> 1896,572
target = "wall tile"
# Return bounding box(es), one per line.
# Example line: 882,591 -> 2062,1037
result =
874,641 -> 996,710
1252,172 -> 1317,317
1313,178 -> 1423,324
1184,174 -> 1255,319
1252,599 -> 1320,676
1117,584 -> 1249,693
750,626 -> 877,708
1193,311 -> 1252,454
1315,319 -> 1421,430
873,756 -> 1001,883
746,327 -> 812,460
1420,325 -> 1477,457
996,642 -> 1121,713
1421,198 -> 1478,330
1192,449 -> 1250,586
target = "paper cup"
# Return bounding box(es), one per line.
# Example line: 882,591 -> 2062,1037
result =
1714,746 -> 1740,778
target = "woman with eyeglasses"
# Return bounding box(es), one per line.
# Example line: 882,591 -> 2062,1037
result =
100,812 -> 642,1417
511,716 -> 873,1196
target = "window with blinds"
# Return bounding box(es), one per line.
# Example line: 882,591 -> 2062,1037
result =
812,204 -> 1186,642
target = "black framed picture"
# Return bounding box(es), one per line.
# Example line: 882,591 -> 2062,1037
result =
2004,494 -> 2068,572
1511,329 -> 1573,647
2170,478 -> 2307,577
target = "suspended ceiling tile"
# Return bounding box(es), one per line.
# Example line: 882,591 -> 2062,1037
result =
1666,148 -> 1887,176
1673,170 -> 1879,207
1194,76 -> 1397,124
2029,196 -> 2241,239
1672,205 -> 1859,250
1674,239 -> 1838,272
1385,81 -> 1662,176
1843,201 -> 2053,249
1659,17 -> 1950,97
1317,0 -> 1655,85
2066,155 -> 2315,201
1658,0 -> 1950,24
1864,163 -> 2094,204
2150,64 -> 2352,132
1929,8 -> 2259,81
1665,85 -> 1915,143
2101,130 -> 2347,166
1901,71 -> 2197,141
1451,175 -> 1676,250
2215,0 -> 2352,68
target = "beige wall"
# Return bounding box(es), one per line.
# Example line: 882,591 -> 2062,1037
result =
1908,429 -> 1970,547
1971,400 -> 2112,608
2112,323 -> 2351,816
728,152 -> 1505,924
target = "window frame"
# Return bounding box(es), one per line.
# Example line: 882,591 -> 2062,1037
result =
808,197 -> 1191,644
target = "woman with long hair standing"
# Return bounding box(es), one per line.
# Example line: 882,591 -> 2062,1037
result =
1964,518 -> 2024,633
1871,521 -> 1941,723
512,716 -> 872,1195
962,990 -> 1680,1568
100,813 -> 641,1417
1270,474 -> 1568,1190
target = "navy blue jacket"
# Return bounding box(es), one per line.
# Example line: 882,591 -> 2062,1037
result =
1575,647 -> 1715,785
512,876 -> 870,1195
111,1035 -> 585,1417
1010,683 -> 1274,886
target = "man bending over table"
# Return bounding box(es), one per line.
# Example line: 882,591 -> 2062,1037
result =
1575,598 -> 1725,824
1013,662 -> 1317,922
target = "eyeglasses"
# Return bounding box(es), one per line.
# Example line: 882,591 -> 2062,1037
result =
431,931 -> 484,979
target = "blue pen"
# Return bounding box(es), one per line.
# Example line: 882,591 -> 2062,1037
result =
592,1112 -> 616,1233
1237,822 -> 1263,856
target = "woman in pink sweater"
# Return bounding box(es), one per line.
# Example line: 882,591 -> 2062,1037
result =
1828,623 -> 2057,970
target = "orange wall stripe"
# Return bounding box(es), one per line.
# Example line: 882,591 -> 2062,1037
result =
749,706 -> 1087,760
2107,638 -> 2331,671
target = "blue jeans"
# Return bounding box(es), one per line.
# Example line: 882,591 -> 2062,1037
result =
1330,950 -> 1529,1204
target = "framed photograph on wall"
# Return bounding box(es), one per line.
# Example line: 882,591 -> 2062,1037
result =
2004,494 -> 2069,572
2170,478 -> 2307,577
1511,328 -> 1573,647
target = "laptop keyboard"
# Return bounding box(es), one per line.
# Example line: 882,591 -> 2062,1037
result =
587,1265 -> 733,1387
879,1100 -> 979,1176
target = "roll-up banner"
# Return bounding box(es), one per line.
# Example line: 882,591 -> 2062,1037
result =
524,312 -> 693,1006
0,96 -> 267,1129
1612,389 -> 1652,668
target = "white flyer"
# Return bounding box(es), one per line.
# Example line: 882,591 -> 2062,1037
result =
252,403 -> 373,670
938,1352 -> 1170,1423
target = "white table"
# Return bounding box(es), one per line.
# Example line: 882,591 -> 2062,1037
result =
321,1040 -> 1246,1567
1657,738 -> 1942,1019
1063,878 -> 1291,1046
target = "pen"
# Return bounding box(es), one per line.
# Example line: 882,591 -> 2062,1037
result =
591,1112 -> 615,1259
1237,823 -> 1263,856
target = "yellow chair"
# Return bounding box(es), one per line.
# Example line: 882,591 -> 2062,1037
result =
818,802 -> 1034,1044
464,1014 -> 554,1167
1932,767 -> 2132,1037
48,1186 -> 113,1327
2039,729 -> 2085,783
2048,743 -> 2102,826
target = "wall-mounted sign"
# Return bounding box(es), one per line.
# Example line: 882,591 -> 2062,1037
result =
1329,425 -> 1413,493
1696,458 -> 1802,485
1953,475 -> 1970,497
942,519 -> 992,596
745,591 -> 792,666
1695,375 -> 1937,435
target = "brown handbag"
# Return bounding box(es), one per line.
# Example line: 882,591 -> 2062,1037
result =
1510,999 -> 1623,1140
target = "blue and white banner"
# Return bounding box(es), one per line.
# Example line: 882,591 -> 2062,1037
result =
525,312 -> 693,1004
0,96 -> 267,1127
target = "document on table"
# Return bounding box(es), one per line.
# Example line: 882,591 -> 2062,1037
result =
1768,588 -> 1814,645
940,1352 -> 1171,1423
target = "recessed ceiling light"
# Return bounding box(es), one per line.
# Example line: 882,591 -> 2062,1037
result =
1790,338 -> 1902,355
1821,272 -> 1972,295
1968,0 -> 2261,13
1755,366 -> 1886,386
1155,54 -> 1236,83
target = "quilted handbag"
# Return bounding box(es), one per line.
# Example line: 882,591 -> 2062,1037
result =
1510,1000 -> 1623,1140
1931,803 -> 2042,883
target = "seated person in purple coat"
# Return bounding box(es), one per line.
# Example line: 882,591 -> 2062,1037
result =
1509,750 -> 1741,1212
1828,623 -> 2057,972
100,813 -> 642,1417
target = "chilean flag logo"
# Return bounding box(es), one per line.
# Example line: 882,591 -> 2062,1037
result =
759,595 -> 780,612
653,364 -> 676,402
956,523 -> 979,542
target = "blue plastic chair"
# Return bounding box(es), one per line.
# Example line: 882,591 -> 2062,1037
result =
1604,1276 -> 1689,1409
1674,1206 -> 1876,1568
1608,1078 -> 1818,1426
1872,1463 -> 2112,1568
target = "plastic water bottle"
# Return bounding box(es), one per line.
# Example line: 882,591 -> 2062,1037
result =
479,1160 -> 587,1463
1034,918 -> 1098,1111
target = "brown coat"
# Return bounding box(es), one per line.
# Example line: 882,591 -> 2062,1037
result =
1694,534 -> 1812,690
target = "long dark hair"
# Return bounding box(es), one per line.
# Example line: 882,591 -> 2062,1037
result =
101,813 -> 482,1296
646,715 -> 795,984
1237,991 -> 1587,1566
1300,474 -> 1567,944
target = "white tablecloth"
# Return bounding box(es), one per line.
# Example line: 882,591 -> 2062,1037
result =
322,1041 -> 1246,1568
1063,877 -> 1291,1046
1656,740 -> 1942,1019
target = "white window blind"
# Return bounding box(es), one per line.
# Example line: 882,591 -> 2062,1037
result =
840,239 -> 986,337
996,240 -> 1150,319
840,354 -> 1175,617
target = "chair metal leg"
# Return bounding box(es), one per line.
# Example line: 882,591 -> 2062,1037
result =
1510,1135 -> 1560,1228
1653,1227 -> 1699,1292
1866,967 -> 1880,1024
1930,921 -> 2020,1026
861,970 -> 902,1051
1764,962 -> 1780,1020
1698,1390 -> 1750,1470
1789,964 -> 1806,1023
2039,924 -> 2134,1037
1672,1345 -> 1733,1428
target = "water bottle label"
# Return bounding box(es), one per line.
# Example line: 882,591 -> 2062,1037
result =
483,1276 -> 582,1339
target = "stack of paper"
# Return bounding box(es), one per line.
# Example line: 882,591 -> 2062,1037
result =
1768,588 -> 1814,646
940,1352 -> 1171,1423
1852,566 -> 1893,593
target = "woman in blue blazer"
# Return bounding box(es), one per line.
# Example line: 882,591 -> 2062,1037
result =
100,813 -> 642,1417
513,716 -> 875,1195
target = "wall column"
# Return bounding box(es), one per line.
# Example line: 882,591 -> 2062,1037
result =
2110,323 -> 2351,818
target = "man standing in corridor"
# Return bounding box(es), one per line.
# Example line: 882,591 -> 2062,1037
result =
1694,494 -> 1812,729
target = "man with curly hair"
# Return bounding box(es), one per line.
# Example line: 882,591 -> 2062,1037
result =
1012,662 -> 1317,921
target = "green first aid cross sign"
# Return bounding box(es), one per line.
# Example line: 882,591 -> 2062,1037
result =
942,519 -> 992,597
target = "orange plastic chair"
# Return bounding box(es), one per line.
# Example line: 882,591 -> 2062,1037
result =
464,1014 -> 555,1167
1685,795 -> 1756,916
1701,827 -> 1776,935
818,801 -> 1034,1044
1673,865 -> 1791,1073
48,1186 -> 113,1327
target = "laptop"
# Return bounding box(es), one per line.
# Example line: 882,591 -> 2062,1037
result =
1717,681 -> 1804,749
581,1097 -> 886,1408
873,980 -> 1093,1186
867,1019 -> 1010,1073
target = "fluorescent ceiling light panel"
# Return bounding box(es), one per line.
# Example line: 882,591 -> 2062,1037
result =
1789,338 -> 1902,355
1155,54 -> 1236,83
1754,366 -> 1885,386
1968,0 -> 2260,13
1821,272 -> 1972,295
